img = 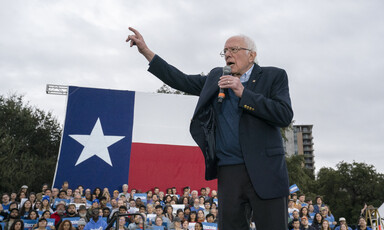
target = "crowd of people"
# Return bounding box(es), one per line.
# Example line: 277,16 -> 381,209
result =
0,182 -> 376,230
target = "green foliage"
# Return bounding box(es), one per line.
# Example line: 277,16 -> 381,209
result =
316,162 -> 384,224
0,94 -> 62,194
286,154 -> 316,197
156,83 -> 187,95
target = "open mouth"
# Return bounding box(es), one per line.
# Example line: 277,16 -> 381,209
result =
226,61 -> 235,67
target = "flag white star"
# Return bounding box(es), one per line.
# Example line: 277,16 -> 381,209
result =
69,118 -> 125,167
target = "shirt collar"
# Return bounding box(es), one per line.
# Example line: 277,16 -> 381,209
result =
239,64 -> 255,83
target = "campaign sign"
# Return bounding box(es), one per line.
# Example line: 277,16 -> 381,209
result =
53,198 -> 70,209
147,214 -> 156,224
202,222 -> 218,230
171,204 -> 186,214
23,219 -> 38,230
63,217 -> 80,227
47,219 -> 55,227
152,226 -> 165,230
133,193 -> 147,204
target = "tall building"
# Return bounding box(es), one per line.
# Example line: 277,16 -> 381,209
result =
284,124 -> 315,172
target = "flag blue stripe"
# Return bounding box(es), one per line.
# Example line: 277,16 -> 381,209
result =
54,86 -> 135,190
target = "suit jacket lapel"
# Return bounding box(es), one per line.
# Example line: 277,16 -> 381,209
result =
246,63 -> 263,91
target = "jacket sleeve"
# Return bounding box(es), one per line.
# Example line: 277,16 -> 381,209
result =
238,68 -> 293,127
147,55 -> 206,96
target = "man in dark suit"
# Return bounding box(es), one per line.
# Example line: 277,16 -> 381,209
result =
126,27 -> 293,229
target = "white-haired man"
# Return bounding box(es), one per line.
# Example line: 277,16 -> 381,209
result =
127,27 -> 293,230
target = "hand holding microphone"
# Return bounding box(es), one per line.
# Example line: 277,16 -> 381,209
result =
218,65 -> 232,103
218,66 -> 245,100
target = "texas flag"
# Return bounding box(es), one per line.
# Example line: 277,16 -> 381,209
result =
53,86 -> 217,192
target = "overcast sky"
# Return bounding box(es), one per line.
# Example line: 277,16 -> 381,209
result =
1,0 -> 383,175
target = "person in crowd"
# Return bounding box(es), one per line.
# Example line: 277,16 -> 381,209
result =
203,201 -> 211,216
102,208 -> 111,222
58,220 -> 73,230
92,188 -> 102,201
181,220 -> 189,230
334,217 -> 352,230
300,206 -> 312,225
2,194 -> 11,211
311,213 -> 323,230
34,218 -> 48,230
128,215 -> 147,230
183,207 -> 191,221
114,216 -> 128,230
291,219 -> 300,230
26,210 -> 39,220
84,208 -> 107,230
321,206 -> 336,229
4,208 -> 20,230
20,200 -> 33,218
313,196 -> 325,214
188,211 -> 197,224
77,219 -> 86,230
356,217 -> 372,230
175,209 -> 185,222
153,216 -> 165,229
42,210 -> 52,220
101,189 -> 111,203
289,199 -> 300,217
39,196 -> 53,213
190,199 -> 203,213
33,201 -> 42,211
194,222 -> 203,230
163,205 -> 174,227
119,185 -> 129,199
86,200 -> 99,220
288,210 -> 300,229
180,197 -> 189,207
308,204 -> 316,220
50,203 -> 67,228
77,205 -> 88,223
28,193 -> 37,207
298,194 -> 307,208
66,204 -> 78,218
10,193 -> 17,203
36,184 -> 49,201
196,210 -> 205,223
51,189 -> 59,201
291,193 -> 302,210
321,220 -> 332,230
155,205 -> 170,227
9,219 -> 24,230
173,217 -> 182,230
84,190 -> 92,202
206,213 -> 215,223
300,216 -> 316,230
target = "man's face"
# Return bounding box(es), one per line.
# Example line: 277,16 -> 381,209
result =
52,188 -> 59,197
103,209 -> 110,217
293,221 -> 300,229
59,192 -> 66,199
56,205 -> 65,215
155,208 -> 163,216
207,216 -> 214,223
224,36 -> 255,77
42,185 -> 48,191
69,205 -> 77,213
299,195 -> 305,202
292,211 -> 299,218
201,189 -> 206,196
10,210 -> 19,218
204,202 -> 210,210
92,208 -> 99,219
45,190 -> 52,197
123,185 -> 128,193
2,194 -> 9,203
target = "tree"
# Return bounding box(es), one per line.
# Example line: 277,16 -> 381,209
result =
286,154 -> 316,197
316,161 -> 384,224
156,83 -> 187,95
0,94 -> 62,194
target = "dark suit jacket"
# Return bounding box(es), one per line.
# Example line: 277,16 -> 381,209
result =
148,55 -> 293,199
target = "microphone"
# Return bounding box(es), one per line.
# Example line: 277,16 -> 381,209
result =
218,65 -> 232,103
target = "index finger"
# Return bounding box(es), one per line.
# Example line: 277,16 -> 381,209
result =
129,27 -> 142,38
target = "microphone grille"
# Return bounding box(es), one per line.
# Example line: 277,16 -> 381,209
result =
223,66 -> 231,75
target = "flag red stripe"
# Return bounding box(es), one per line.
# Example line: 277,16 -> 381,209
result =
128,142 -> 217,193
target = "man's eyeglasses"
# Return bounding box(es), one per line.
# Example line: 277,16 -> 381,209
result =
220,47 -> 252,57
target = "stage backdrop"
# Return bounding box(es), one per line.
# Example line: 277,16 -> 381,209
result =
53,86 -> 217,193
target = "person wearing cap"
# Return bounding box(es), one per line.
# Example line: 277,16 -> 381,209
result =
84,208 -> 107,230
334,217 -> 352,230
51,202 -> 67,228
86,200 -> 99,221
78,205 -> 89,223
20,185 -> 28,194
300,216 -> 316,230
76,219 -> 86,230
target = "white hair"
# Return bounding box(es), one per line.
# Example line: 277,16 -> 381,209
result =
229,34 -> 258,64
